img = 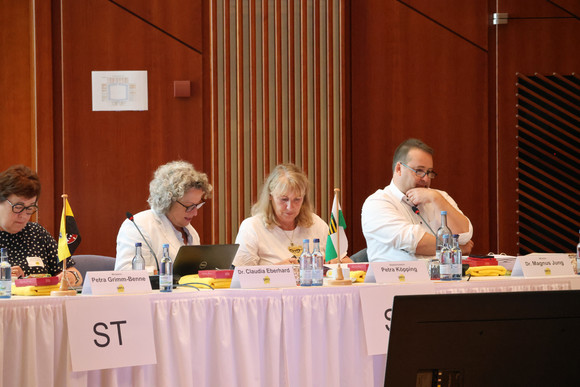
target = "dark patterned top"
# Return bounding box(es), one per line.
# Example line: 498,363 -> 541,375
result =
0,222 -> 75,276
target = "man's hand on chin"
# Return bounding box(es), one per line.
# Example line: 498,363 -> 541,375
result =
405,187 -> 442,206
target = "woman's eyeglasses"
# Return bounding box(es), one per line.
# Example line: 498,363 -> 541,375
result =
5,199 -> 39,215
176,199 -> 205,212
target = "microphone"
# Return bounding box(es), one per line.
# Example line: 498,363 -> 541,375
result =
402,196 -> 436,236
126,212 -> 160,273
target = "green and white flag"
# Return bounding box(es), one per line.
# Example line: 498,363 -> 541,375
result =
325,195 -> 348,261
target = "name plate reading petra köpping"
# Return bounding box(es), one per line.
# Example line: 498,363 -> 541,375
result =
65,295 -> 156,371
366,261 -> 430,284
82,270 -> 152,295
233,265 -> 297,289
511,254 -> 575,277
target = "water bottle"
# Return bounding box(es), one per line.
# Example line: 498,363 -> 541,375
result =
131,242 -> 146,270
451,234 -> 462,280
311,238 -> 324,286
439,235 -> 452,280
0,248 -> 11,299
576,229 -> 580,275
428,257 -> 440,280
433,211 -> 452,279
436,211 -> 452,259
159,244 -> 173,292
299,239 -> 312,286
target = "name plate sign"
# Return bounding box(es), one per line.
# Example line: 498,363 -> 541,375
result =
511,254 -> 574,277
231,265 -> 297,289
82,270 -> 152,295
360,282 -> 435,355
65,295 -> 156,371
365,261 -> 430,284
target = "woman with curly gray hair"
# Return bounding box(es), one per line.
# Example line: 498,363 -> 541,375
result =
115,161 -> 212,271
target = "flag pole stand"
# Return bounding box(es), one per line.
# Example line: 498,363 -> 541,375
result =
327,188 -> 351,286
327,261 -> 352,286
51,194 -> 77,297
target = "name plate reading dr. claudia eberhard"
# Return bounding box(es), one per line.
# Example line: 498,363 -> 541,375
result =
231,265 -> 297,289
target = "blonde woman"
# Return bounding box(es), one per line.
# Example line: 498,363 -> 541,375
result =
232,163 -> 330,266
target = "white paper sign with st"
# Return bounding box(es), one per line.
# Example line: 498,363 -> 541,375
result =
65,295 -> 157,372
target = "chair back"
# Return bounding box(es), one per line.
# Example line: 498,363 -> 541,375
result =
72,255 -> 116,279
350,248 -> 368,262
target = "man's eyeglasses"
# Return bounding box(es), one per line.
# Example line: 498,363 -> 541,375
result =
176,199 -> 205,212
5,199 -> 39,215
400,162 -> 437,179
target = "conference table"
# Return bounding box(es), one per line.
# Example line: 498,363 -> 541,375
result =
1,275 -> 579,387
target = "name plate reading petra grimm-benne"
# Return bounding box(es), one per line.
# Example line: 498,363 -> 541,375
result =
511,254 -> 574,278
82,270 -> 152,295
365,261 -> 430,284
231,265 -> 297,289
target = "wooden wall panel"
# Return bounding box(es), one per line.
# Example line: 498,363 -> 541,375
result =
350,0 -> 489,255
400,0 -> 489,50
0,0 -> 57,232
495,0 -> 580,254
58,0 -> 204,256
112,0 -> 203,51
0,1 -> 35,173
208,0 -> 346,244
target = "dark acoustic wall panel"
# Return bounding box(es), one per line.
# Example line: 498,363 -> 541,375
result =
516,73 -> 580,254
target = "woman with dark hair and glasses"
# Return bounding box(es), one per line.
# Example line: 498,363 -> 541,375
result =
115,161 -> 213,271
0,165 -> 82,285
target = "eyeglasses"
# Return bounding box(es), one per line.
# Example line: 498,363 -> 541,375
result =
5,199 -> 39,215
400,162 -> 437,179
176,199 -> 205,212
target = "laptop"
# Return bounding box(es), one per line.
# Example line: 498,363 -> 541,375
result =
173,244 -> 239,277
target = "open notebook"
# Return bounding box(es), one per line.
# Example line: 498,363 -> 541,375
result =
173,244 -> 239,277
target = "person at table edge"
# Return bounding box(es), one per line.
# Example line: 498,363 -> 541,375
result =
0,165 -> 82,285
361,138 -> 474,262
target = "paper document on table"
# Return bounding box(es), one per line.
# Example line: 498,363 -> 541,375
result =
493,255 -> 517,272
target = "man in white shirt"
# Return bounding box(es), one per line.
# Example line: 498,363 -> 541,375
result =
361,138 -> 474,262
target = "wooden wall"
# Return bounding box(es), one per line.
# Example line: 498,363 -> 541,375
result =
206,0 -> 347,245
2,0 -> 578,257
349,0 -> 490,254
494,0 -> 580,254
348,0 -> 579,256
2,0 -> 205,257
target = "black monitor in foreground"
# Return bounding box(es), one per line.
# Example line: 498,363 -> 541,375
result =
385,290 -> 580,387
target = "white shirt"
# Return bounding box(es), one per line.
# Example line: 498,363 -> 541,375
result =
115,209 -> 200,270
361,181 -> 473,262
232,214 -> 329,266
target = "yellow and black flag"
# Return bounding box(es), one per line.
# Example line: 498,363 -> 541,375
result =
58,198 -> 81,261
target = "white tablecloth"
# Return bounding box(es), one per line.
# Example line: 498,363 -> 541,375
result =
0,287 -> 374,387
1,276 -> 579,387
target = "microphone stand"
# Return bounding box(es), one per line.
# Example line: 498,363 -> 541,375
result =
126,212 -> 160,274
403,196 -> 436,236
